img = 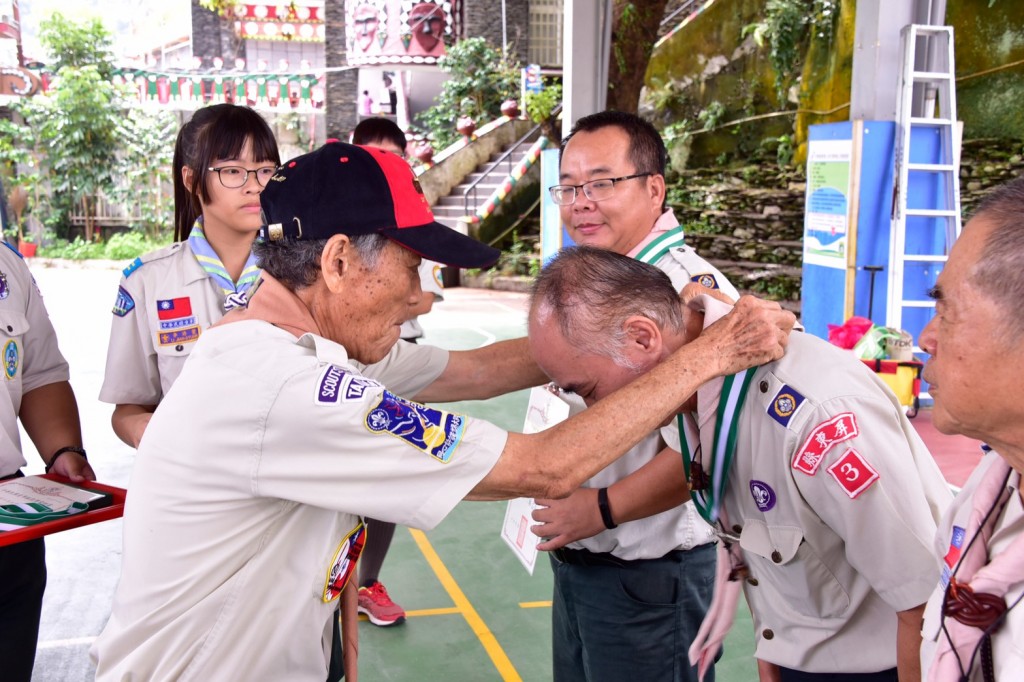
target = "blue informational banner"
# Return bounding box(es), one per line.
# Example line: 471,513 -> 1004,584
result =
802,121 -> 897,341
539,147 -> 574,263
523,64 -> 543,93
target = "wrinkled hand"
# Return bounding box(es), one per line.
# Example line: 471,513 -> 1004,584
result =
697,295 -> 795,376
49,452 -> 96,483
532,488 -> 603,551
680,282 -> 736,307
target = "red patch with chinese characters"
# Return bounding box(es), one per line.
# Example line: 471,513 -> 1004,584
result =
826,448 -> 879,498
792,412 -> 859,475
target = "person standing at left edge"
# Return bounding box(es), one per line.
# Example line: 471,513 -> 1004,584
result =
0,241 -> 93,682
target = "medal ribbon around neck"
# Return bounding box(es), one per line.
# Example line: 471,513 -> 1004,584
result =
634,225 -> 685,265
676,368 -> 757,524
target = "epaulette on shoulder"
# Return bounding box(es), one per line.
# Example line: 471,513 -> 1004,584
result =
2,241 -> 24,259
122,242 -> 184,279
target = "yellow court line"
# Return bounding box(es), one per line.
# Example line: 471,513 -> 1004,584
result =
518,601 -> 552,609
408,528 -> 523,682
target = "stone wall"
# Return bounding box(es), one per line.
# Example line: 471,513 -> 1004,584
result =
462,0 -> 530,65
326,2 -> 358,138
669,141 -> 1024,314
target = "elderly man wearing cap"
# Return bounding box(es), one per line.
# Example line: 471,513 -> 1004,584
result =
91,142 -> 795,681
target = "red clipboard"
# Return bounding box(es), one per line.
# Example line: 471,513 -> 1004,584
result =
0,474 -> 127,547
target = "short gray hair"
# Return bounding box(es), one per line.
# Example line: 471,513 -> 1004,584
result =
529,246 -> 685,367
253,233 -> 390,291
968,175 -> 1024,341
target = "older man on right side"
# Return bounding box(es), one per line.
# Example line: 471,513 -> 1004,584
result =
919,176 -> 1024,681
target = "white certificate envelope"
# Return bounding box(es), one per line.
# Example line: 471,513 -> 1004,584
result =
501,385 -> 570,574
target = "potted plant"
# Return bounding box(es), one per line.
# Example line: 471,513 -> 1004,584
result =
525,83 -> 563,141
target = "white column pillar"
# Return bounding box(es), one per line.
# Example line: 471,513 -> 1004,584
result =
561,0 -> 613,138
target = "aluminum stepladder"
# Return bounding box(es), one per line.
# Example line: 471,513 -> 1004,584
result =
887,24 -> 962,352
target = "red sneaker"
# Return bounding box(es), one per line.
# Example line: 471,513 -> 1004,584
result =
357,581 -> 406,626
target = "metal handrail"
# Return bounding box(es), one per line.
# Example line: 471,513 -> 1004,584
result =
461,105 -> 561,215
660,0 -> 702,29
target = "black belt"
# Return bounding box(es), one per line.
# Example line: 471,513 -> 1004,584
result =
550,547 -> 627,567
550,545 -> 710,568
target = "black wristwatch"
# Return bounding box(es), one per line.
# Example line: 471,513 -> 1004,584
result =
44,446 -> 88,474
597,487 -> 618,530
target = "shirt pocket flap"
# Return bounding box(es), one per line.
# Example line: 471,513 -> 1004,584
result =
739,519 -> 803,564
0,310 -> 31,338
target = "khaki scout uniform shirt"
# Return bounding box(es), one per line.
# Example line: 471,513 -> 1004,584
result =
662,299 -> 951,672
100,242 -> 226,406
921,454 -> 1024,681
568,210 -> 737,560
91,274 -> 508,681
0,244 -> 70,476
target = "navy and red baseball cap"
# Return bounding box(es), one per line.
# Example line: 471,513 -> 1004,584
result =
258,141 -> 500,269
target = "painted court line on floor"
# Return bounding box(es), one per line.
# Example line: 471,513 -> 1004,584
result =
408,527 -> 523,682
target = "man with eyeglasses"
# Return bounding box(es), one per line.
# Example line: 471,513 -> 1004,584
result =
534,111 -> 738,682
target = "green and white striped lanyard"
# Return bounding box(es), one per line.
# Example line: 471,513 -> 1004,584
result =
634,225 -> 685,265
675,368 -> 757,524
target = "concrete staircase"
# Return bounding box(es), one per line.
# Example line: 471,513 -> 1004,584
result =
431,140 -> 538,231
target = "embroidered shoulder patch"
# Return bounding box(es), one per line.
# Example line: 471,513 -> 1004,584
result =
792,412 -> 859,475
112,286 -> 135,317
322,522 -> 366,603
690,273 -> 720,290
365,390 -> 466,463
3,339 -> 17,379
122,257 -> 143,278
314,365 -> 384,405
826,448 -> 879,498
432,263 -> 444,289
767,384 -> 805,428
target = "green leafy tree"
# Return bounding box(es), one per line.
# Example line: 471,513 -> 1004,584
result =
11,12 -> 175,241
38,12 -> 116,79
608,0 -> 670,114
417,38 -> 521,150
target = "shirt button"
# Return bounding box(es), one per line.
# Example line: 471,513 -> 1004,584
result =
759,380 -> 769,393
747,577 -> 759,586
762,628 -> 774,640
771,550 -> 782,563
5,325 -> 11,332
175,345 -> 184,352
732,524 -> 742,534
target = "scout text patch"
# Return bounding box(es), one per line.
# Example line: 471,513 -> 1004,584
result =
749,480 -> 776,512
314,365 -> 384,405
3,340 -> 17,379
941,525 -> 966,588
792,412 -> 859,475
322,522 -> 366,603
112,286 -> 135,317
767,385 -> 805,428
157,297 -> 192,321
365,391 -> 465,463
826,448 -> 879,499
690,273 -> 720,290
158,326 -> 200,346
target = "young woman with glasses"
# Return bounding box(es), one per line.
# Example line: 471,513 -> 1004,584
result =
100,104 -> 280,448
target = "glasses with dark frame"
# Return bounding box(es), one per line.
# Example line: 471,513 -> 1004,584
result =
548,173 -> 653,206
207,166 -> 278,189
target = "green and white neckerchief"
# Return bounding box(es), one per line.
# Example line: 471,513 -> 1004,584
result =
676,368 -> 757,524
187,219 -> 261,311
634,225 -> 686,265
0,501 -> 90,530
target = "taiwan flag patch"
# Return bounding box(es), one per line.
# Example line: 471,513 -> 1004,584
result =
157,297 -> 192,320
940,525 -> 966,587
